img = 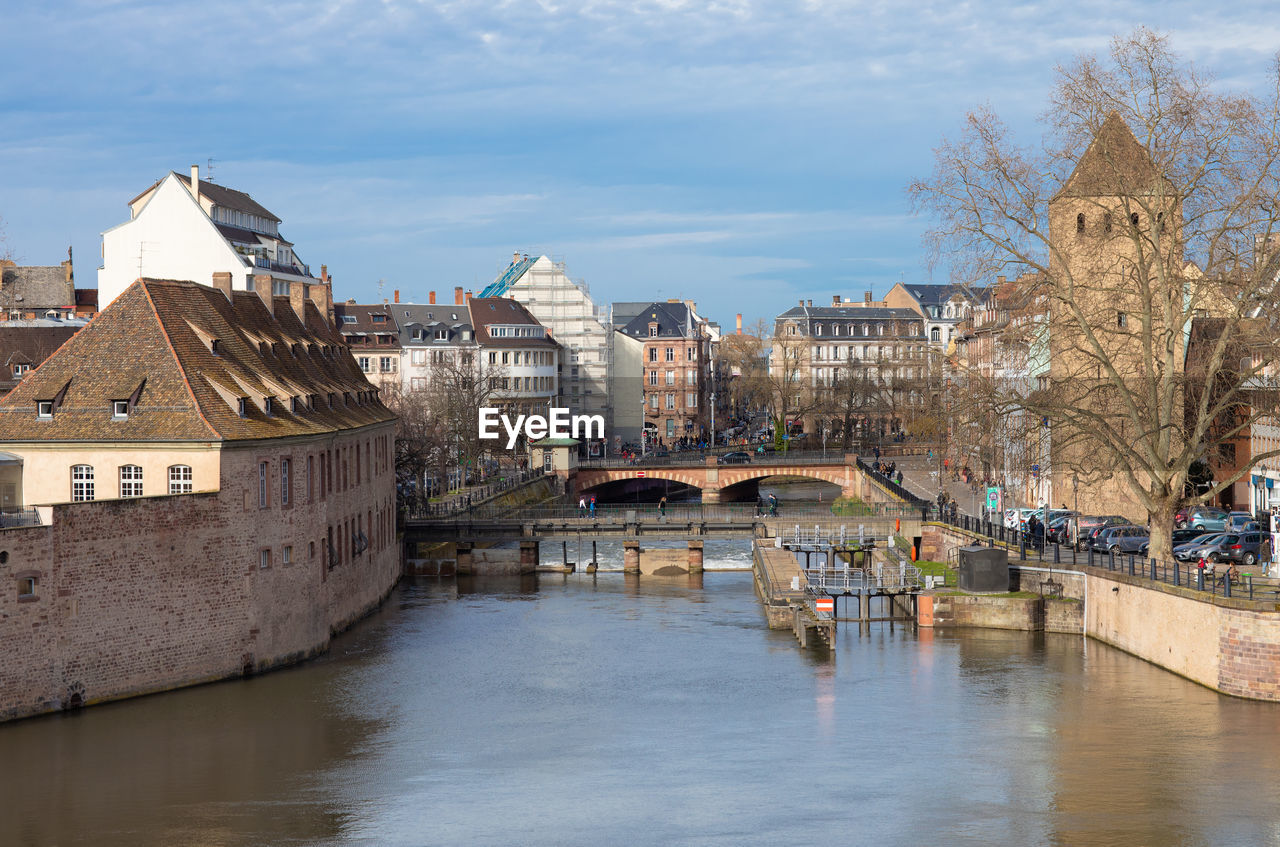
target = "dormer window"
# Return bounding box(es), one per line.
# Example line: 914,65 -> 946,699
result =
237,398 -> 247,417
264,396 -> 275,416
290,396 -> 300,413
371,314 -> 387,323
112,400 -> 129,419
342,315 -> 357,324
327,393 -> 335,408
649,324 -> 658,338
37,401 -> 53,419
211,339 -> 222,356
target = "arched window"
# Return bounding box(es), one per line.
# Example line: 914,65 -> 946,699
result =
814,324 -> 823,336
1103,213 -> 1113,233
119,465 -> 143,498
169,465 -> 193,494
930,327 -> 941,342
832,324 -> 840,336
862,324 -> 869,336
1076,213 -> 1085,233
1130,212 -> 1140,227
71,465 -> 94,502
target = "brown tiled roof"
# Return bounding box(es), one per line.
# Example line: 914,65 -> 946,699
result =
1059,111 -> 1164,198
0,279 -> 394,443
468,297 -> 558,349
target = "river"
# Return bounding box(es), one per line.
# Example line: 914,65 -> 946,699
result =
4,544 -> 1280,846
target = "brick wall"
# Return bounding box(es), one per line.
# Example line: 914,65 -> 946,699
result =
0,421 -> 399,722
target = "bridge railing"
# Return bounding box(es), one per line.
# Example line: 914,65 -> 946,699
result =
803,564 -> 922,593
405,500 -> 926,523
580,449 -> 858,469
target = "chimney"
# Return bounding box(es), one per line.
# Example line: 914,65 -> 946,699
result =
454,286 -> 464,305
798,299 -> 804,307
833,295 -> 840,306
465,290 -> 472,303
289,280 -> 308,324
190,164 -> 200,204
212,271 -> 233,302
313,278 -> 334,326
735,313 -> 742,335
806,299 -> 812,308
252,274 -> 273,314
864,291 -> 872,303
394,289 -> 400,304
429,290 -> 436,305
997,275 -> 1006,285
513,251 -> 521,264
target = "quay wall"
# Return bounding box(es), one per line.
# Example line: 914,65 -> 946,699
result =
0,426 -> 400,722
925,521 -> 1280,701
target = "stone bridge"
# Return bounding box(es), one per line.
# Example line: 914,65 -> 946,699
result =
572,454 -> 864,503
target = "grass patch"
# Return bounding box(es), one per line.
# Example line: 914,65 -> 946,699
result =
829,496 -> 874,516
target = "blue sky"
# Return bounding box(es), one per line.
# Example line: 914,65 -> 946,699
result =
3,1 -> 1279,328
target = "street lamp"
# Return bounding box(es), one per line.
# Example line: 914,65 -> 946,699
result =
1072,473 -> 1079,545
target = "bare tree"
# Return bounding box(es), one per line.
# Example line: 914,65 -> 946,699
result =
911,28 -> 1280,560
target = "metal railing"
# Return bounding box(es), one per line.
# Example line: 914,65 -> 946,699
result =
856,457 -> 933,512
406,500 -> 924,524
580,448 -> 857,469
932,508 -> 1280,603
402,468 -> 551,519
804,564 -> 922,593
0,508 -> 40,529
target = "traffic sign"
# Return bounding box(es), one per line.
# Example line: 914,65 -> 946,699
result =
637,471 -> 646,478
815,597 -> 834,615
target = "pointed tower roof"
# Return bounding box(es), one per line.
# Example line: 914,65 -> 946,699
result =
1057,112 -> 1163,198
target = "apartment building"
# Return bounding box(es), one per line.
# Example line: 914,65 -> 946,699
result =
334,302 -> 401,394
618,300 -> 716,444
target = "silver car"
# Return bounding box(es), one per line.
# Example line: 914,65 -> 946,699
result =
1095,525 -> 1150,554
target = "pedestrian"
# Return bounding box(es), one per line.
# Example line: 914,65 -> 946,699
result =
896,470 -> 904,485
755,495 -> 765,517
579,496 -> 586,517
659,495 -> 667,517
589,495 -> 596,517
874,445 -> 881,462
769,493 -> 778,517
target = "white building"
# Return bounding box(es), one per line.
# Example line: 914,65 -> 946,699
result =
99,165 -> 328,313
396,292 -> 477,394
479,254 -> 613,448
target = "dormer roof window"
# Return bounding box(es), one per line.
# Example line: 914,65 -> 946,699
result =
112,400 -> 129,419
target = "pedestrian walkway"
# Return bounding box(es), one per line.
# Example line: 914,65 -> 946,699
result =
864,455 -> 985,517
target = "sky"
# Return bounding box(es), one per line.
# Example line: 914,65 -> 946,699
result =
3,1 -> 1280,329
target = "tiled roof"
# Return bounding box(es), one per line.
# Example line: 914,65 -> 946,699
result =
173,173 -> 281,222
1059,111 -> 1163,198
0,265 -> 74,309
0,279 -> 394,443
469,297 -> 557,348
335,303 -> 401,345
775,305 -> 919,320
396,304 -> 474,346
620,301 -> 694,339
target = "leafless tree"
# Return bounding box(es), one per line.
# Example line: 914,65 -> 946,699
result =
910,28 -> 1280,560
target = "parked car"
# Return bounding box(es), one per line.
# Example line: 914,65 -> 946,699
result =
1176,533 -> 1240,563
1225,511 -> 1256,532
1171,532 -> 1220,560
1174,506 -> 1193,528
1095,525 -> 1150,554
1185,507 -> 1229,531
1139,529 -> 1216,557
1076,515 -> 1131,549
1005,508 -> 1038,530
717,451 -> 752,465
1225,531 -> 1266,567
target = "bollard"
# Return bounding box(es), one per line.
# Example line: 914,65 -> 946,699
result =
1149,558 -> 1157,580
1196,567 -> 1205,591
1054,543 -> 1061,564
1174,561 -> 1180,586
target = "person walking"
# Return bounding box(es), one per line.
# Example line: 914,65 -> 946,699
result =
755,495 -> 765,517
658,496 -> 667,517
769,493 -> 779,518
579,496 -> 586,517
589,496 -> 596,517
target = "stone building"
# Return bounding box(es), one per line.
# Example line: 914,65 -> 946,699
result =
468,296 -> 560,420
396,290 -> 477,394
0,276 -> 398,722
618,300 -> 716,445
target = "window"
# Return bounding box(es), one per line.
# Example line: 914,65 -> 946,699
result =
119,465 -> 143,498
342,315 -> 357,324
665,347 -> 674,362
687,347 -> 695,361
260,549 -> 272,569
264,396 -> 274,416
259,461 -> 268,508
72,465 -> 94,501
306,455 -> 314,501
930,327 -> 940,342
283,545 -> 293,565
687,369 -> 696,383
168,465 -> 193,494
786,325 -> 796,336
18,576 -> 36,600
648,370 -> 658,386
1104,212 -> 1113,233
1130,212 -> 1140,227
1076,213 -> 1085,233
380,356 -> 395,373
648,347 -> 657,362
666,371 -> 675,386
815,324 -> 823,336
37,401 -> 52,418
666,393 -> 675,410
649,394 -> 658,409
358,357 -> 371,373
281,457 -> 291,506
238,398 -> 247,417
649,325 -> 658,337
371,314 -> 387,323
12,363 -> 29,379
686,392 -> 697,407
1117,312 -> 1127,329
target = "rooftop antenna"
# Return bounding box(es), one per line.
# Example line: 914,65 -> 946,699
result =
377,278 -> 385,302
206,157 -> 215,183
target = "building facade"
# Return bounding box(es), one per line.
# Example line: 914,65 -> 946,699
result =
468,296 -> 560,420
334,302 -> 402,394
98,165 -> 331,316
396,291 -> 477,394
619,301 -> 715,445
0,276 -> 398,722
